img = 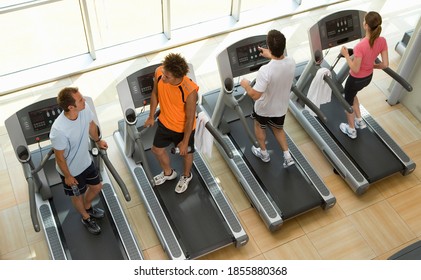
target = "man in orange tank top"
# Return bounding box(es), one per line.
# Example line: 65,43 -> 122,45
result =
144,53 -> 199,193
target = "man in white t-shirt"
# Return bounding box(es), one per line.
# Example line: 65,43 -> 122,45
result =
240,29 -> 295,168
49,87 -> 108,234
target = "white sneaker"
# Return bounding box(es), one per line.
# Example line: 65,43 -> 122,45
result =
283,157 -> 295,168
339,123 -> 357,139
175,173 -> 193,193
251,146 -> 270,162
154,169 -> 177,186
354,118 -> 367,129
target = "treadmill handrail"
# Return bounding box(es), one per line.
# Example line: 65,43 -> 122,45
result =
25,147 -> 55,232
23,163 -> 41,232
135,127 -> 156,187
99,149 -> 131,201
197,105 -> 234,159
124,107 -> 156,187
31,148 -> 54,174
375,58 -> 413,92
323,75 -> 353,113
291,84 -> 328,123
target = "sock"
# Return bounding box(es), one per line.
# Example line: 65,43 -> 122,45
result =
356,117 -> 363,122
283,150 -> 292,159
260,149 -> 268,156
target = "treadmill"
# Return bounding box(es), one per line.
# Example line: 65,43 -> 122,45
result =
113,64 -> 248,260
289,9 -> 416,195
5,97 -> 143,260
201,35 -> 336,232
388,240 -> 421,260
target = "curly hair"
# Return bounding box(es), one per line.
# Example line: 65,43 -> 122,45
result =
267,30 -> 286,58
162,53 -> 189,78
57,87 -> 78,112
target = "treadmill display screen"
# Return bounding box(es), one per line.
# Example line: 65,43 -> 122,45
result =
128,72 -> 154,106
236,40 -> 267,66
28,105 -> 61,132
137,72 -> 154,97
326,14 -> 354,39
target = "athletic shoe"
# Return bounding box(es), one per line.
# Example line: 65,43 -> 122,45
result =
355,118 -> 367,129
283,157 -> 295,168
175,173 -> 193,194
154,169 -> 177,186
81,217 -> 101,235
339,123 -> 357,139
86,206 -> 105,219
251,146 -> 270,162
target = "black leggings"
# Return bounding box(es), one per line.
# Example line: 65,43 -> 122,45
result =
344,73 -> 373,106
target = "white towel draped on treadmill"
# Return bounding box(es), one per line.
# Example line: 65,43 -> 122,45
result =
304,68 -> 332,116
195,111 -> 214,157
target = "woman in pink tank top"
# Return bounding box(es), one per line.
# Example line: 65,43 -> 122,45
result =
339,11 -> 389,139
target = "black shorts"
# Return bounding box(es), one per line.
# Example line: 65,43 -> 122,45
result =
60,161 -> 101,196
251,110 -> 285,129
344,74 -> 373,106
153,120 -> 195,153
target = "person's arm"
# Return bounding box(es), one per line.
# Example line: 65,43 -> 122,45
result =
145,68 -> 160,127
341,46 -> 362,73
240,78 -> 263,100
177,90 -> 198,155
258,46 -> 272,59
54,148 -> 78,186
374,49 -> 389,69
89,120 -> 108,149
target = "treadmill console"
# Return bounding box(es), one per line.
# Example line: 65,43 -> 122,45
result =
126,64 -> 158,108
16,97 -> 61,145
325,14 -> 355,40
225,35 -> 269,77
308,10 -> 366,61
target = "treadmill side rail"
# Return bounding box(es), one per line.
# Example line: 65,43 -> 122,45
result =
114,131 -> 186,260
289,100 -> 370,195
286,133 -> 336,208
215,136 -> 284,231
100,180 -> 144,260
193,152 -> 248,246
360,106 -> 416,175
36,197 -> 67,260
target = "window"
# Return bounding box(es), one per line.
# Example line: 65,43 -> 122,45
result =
170,0 -> 231,30
0,0 -> 86,76
85,0 -> 162,50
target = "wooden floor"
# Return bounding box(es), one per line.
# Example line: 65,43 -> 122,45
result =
1,0 -> 421,260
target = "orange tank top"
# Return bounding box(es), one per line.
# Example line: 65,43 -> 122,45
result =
155,66 -> 198,133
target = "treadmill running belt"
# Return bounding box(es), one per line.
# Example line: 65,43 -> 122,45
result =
45,159 -> 126,260
229,117 -> 322,219
320,94 -> 403,182
145,150 -> 233,259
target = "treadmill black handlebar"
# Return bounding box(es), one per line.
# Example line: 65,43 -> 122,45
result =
31,148 -> 54,174
99,149 -> 131,201
93,124 -> 132,201
291,84 -> 328,123
197,105 -> 234,159
21,147 -> 54,232
24,164 -> 41,232
323,75 -> 353,113
375,58 -> 413,92
223,78 -> 259,148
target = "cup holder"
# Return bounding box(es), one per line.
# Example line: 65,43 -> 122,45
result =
125,108 -> 137,125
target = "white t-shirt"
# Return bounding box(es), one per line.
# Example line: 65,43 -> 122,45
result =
49,103 -> 94,177
253,57 -> 296,117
